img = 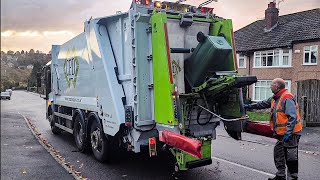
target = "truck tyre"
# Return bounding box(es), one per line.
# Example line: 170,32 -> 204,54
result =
74,115 -> 88,153
49,114 -> 61,135
90,119 -> 110,162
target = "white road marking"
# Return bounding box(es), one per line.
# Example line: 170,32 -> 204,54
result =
211,156 -> 275,177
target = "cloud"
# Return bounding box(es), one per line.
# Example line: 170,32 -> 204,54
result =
1,0 -> 318,32
43,31 -> 75,37
1,0 -> 93,32
1,30 -> 14,37
0,0 -> 132,52
187,0 -> 319,30
1,30 -> 75,38
1,30 -> 76,53
1,30 -> 42,37
17,31 -> 42,37
1,0 -> 319,52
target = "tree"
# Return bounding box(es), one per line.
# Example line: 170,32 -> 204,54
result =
21,50 -> 25,54
36,50 -> 40,54
15,51 -> 21,55
28,61 -> 42,87
29,49 -> 35,54
7,50 -> 14,55
1,54 -> 8,61
0,77 -> 13,91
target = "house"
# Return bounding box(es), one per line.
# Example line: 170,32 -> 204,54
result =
235,2 -> 319,100
18,66 -> 26,70
7,62 -> 14,68
27,64 -> 34,69
235,2 -> 320,126
7,55 -> 18,61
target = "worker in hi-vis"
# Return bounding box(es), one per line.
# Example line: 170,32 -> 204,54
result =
244,78 -> 302,180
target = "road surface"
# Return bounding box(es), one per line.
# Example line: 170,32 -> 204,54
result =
1,91 -> 320,180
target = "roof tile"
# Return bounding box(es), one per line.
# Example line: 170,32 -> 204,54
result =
235,8 -> 320,52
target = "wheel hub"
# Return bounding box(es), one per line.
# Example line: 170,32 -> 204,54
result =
91,128 -> 101,151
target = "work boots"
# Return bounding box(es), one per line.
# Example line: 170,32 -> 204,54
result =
268,176 -> 286,180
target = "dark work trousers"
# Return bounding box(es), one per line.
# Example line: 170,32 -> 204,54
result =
274,134 -> 300,179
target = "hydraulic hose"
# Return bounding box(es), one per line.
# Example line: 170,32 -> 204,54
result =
196,104 -> 248,122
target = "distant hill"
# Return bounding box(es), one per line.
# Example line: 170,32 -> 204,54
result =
1,49 -> 51,91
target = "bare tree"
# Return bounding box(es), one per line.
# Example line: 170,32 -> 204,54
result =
29,49 -> 35,54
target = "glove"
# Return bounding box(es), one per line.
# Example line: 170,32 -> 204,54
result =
283,134 -> 291,142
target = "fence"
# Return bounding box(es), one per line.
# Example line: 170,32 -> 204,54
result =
297,79 -> 320,127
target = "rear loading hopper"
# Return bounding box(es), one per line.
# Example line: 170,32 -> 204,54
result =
185,32 -> 234,87
150,4 -> 258,170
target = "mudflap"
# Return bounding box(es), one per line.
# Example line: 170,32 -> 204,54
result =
170,139 -> 212,172
223,119 -> 246,140
160,130 -> 202,158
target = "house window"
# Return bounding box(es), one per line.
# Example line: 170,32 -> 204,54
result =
254,49 -> 292,68
237,54 -> 246,68
253,80 -> 291,101
282,49 -> 290,66
303,45 -> 318,65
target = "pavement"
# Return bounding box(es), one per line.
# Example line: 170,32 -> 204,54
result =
1,109 -> 74,180
297,126 -> 320,153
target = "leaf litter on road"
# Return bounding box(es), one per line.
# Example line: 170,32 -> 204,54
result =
21,115 -> 89,180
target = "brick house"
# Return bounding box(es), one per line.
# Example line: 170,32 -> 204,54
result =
27,64 -> 34,69
234,2 -> 320,102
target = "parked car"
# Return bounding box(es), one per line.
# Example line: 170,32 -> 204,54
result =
6,89 -> 13,96
1,92 -> 11,100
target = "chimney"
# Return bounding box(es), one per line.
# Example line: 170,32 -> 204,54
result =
265,1 -> 279,31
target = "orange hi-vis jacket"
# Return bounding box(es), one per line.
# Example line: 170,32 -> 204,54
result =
270,90 -> 303,135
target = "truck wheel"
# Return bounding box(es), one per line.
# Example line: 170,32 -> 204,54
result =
49,114 -> 61,135
74,115 -> 87,153
90,120 -> 110,162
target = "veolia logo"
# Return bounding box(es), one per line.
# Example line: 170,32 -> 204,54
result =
172,60 -> 181,78
64,47 -> 79,88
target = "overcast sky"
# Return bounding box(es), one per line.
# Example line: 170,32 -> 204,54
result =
1,0 -> 319,53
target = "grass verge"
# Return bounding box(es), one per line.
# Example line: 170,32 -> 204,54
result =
247,111 -> 269,121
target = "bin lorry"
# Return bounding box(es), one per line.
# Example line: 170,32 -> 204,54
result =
39,0 -> 261,171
